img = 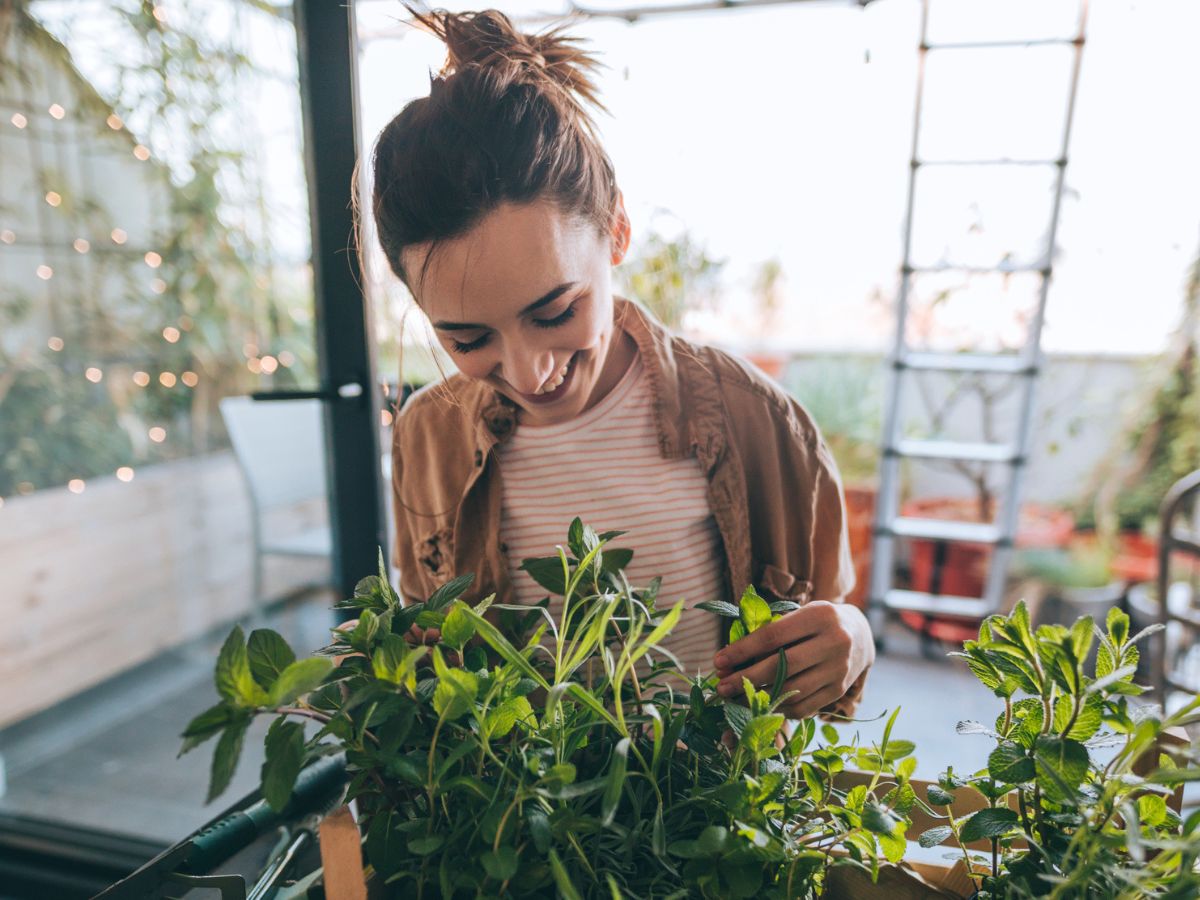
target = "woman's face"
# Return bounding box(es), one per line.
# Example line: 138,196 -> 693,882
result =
403,198 -> 631,426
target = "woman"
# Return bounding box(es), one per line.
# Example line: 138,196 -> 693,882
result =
374,8 -> 873,720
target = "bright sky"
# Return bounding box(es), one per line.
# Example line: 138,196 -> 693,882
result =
357,0 -> 1200,356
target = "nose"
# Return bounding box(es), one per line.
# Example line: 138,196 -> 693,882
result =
499,341 -> 557,396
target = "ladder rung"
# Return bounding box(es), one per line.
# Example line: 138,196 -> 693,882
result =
898,352 -> 1037,375
923,37 -> 1080,52
884,589 -> 994,620
886,518 -> 1004,544
916,158 -> 1064,168
906,263 -> 1048,275
894,439 -> 1020,464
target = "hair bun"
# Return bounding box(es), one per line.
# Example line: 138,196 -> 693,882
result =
409,7 -> 608,120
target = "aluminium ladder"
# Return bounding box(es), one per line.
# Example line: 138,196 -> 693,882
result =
869,0 -> 1090,638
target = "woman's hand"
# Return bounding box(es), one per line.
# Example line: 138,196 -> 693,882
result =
713,601 -> 874,719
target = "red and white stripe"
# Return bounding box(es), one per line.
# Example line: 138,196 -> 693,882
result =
498,355 -> 725,676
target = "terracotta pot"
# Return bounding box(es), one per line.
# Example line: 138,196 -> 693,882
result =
1111,531 -> 1158,583
903,497 -> 1075,599
843,483 -> 876,611
745,351 -> 787,380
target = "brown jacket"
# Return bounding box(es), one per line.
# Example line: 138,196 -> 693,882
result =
390,297 -> 867,715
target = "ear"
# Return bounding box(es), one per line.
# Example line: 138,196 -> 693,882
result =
609,190 -> 631,265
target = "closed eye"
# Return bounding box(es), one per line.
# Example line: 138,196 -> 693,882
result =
532,303 -> 577,329
450,333 -> 490,354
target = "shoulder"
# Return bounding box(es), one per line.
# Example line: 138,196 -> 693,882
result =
391,374 -> 484,483
679,340 -> 823,449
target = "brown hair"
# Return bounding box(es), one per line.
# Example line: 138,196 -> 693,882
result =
370,7 -> 619,290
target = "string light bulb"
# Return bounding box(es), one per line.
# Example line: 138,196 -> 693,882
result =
36,265 -> 53,280
111,228 -> 127,244
247,358 -> 263,374
151,279 -> 166,294
133,371 -> 151,387
148,427 -> 166,443
117,467 -> 135,482
133,145 -> 150,161
1,230 -> 14,244
159,372 -> 177,387
48,104 -> 65,120
47,336 -> 64,351
162,326 -> 180,343
181,371 -> 198,387
85,367 -> 103,383
68,479 -> 85,493
106,114 -> 123,130
260,355 -> 279,374
10,113 -> 26,129
144,251 -> 162,268
45,191 -> 62,207
73,238 -> 90,253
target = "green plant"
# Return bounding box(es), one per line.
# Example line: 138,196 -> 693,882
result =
183,521 -> 920,898
616,226 -> 725,330
940,601 -> 1200,897
1015,543 -> 1115,592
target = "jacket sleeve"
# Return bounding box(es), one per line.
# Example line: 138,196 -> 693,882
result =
785,400 -> 869,721
390,421 -> 428,607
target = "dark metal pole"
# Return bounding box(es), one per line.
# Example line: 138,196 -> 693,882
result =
293,0 -> 386,600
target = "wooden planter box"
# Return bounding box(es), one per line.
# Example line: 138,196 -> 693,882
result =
309,729 -> 1186,900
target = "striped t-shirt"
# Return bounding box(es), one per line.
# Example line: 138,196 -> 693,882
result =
497,353 -> 725,676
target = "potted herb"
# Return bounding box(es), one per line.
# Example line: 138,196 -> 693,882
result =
181,522 -> 922,898
937,602 -> 1200,896
180,523 -> 1199,897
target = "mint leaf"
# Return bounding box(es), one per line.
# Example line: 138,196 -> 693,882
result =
261,718 -> 305,810
247,629 -> 295,691
268,658 -> 333,706
918,825 -> 953,848
215,627 -> 267,707
738,585 -> 772,634
440,602 -> 476,650
959,807 -> 1019,842
207,712 -> 250,803
427,574 -> 475,611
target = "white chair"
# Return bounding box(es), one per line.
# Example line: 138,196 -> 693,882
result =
219,396 -> 333,608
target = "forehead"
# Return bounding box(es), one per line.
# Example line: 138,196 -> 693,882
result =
407,201 -> 601,320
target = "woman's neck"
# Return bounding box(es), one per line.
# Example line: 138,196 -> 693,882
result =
581,326 -> 638,415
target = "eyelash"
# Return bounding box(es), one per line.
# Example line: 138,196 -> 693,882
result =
450,303 -> 578,354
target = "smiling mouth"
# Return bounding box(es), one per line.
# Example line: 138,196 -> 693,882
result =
520,354 -> 577,405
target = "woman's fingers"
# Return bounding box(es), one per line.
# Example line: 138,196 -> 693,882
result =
715,639 -> 831,698
779,681 -> 845,720
714,602 -> 840,676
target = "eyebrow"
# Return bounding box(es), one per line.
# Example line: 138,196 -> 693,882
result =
432,282 -> 577,331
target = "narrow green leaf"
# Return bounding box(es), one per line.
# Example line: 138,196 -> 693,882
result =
771,647 -> 788,700
601,738 -> 630,827
548,850 -> 582,900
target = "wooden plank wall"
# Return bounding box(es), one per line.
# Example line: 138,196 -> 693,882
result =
0,451 -> 331,728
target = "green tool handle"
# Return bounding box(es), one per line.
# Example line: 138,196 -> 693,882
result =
182,755 -> 346,875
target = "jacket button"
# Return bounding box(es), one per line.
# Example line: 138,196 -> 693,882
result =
474,449 -> 483,466
500,542 -> 508,553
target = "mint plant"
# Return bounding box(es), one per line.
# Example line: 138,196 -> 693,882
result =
181,520 -> 919,898
936,602 -> 1200,897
